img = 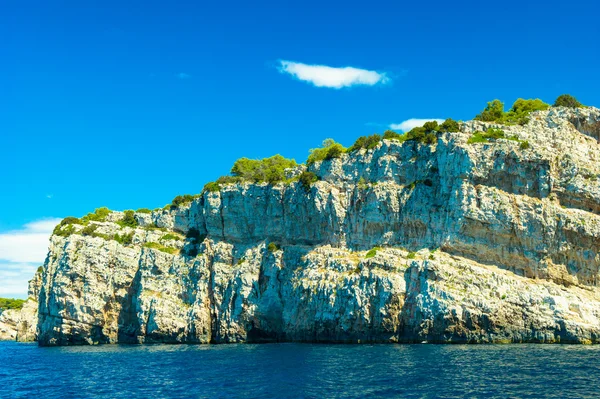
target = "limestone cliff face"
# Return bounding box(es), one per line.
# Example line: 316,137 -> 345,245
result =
35,106 -> 600,345
0,272 -> 41,341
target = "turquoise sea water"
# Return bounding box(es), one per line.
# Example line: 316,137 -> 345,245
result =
1,341 -> 599,398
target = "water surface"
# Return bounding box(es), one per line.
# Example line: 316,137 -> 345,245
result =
1,341 -> 598,398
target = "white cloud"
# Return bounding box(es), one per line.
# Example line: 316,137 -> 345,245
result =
0,218 -> 61,298
389,118 -> 445,132
177,72 -> 191,79
277,60 -> 390,89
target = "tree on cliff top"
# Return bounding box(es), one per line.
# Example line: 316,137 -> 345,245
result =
553,94 -> 583,108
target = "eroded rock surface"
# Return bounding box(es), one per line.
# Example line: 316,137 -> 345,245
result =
35,106 -> 600,345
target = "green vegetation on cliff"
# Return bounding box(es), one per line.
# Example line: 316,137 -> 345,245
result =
0,298 -> 25,311
553,94 -> 583,108
203,154 -> 298,192
307,139 -> 346,165
474,98 -> 550,125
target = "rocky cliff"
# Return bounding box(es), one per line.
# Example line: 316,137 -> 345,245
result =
33,106 -> 600,345
0,273 -> 41,342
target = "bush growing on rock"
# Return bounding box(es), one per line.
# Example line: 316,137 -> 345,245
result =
160,233 -> 182,241
298,171 -> 319,192
475,99 -> 505,122
467,128 -> 506,144
307,139 -> 346,164
144,241 -> 177,254
347,134 -> 382,152
81,224 -> 99,236
232,154 -> 298,183
53,217 -> 81,236
365,247 -> 380,258
82,207 -> 111,223
203,181 -> 222,192
171,194 -> 195,207
475,98 -> 549,125
114,231 -> 134,246
118,210 -> 138,228
553,94 -> 583,108
136,208 -> 152,214
383,130 -> 403,141
438,118 -> 460,132
504,98 -> 549,125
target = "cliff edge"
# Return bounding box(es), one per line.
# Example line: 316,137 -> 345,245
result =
31,104 -> 600,345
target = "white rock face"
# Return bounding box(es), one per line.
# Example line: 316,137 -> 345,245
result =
0,272 -> 41,341
34,106 -> 600,345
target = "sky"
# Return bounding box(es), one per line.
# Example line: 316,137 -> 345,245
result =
1,0 -> 599,297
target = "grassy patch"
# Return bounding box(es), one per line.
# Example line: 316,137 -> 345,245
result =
365,247 -> 380,258
467,128 -> 506,144
160,233 -> 182,241
143,242 -> 178,255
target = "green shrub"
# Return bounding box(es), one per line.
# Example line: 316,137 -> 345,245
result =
422,121 -> 439,132
144,242 -> 178,255
55,224 -> 75,237
438,118 -> 460,132
216,175 -> 242,185
467,128 -> 505,144
203,181 -> 222,192
53,217 -> 80,236
383,130 -> 403,141
519,140 -> 531,150
357,177 -> 368,190
298,171 -> 319,192
365,247 -> 380,258
172,194 -> 195,207
114,231 -> 134,246
553,94 -> 583,108
407,252 -> 416,259
475,99 -> 505,122
118,210 -> 138,228
347,134 -> 382,152
0,298 -> 26,311
475,98 -> 549,125
267,242 -> 280,252
405,127 -> 436,145
81,224 -> 99,236
82,207 -> 111,223
307,139 -> 346,165
136,208 -> 152,214
161,233 -> 182,241
504,98 -> 549,125
232,154 -> 297,183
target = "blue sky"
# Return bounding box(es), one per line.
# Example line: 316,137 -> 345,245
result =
1,0 -> 599,296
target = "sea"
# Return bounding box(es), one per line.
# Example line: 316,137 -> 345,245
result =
1,341 -> 599,398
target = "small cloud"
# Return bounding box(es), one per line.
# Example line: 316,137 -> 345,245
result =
0,218 -> 61,298
0,218 -> 61,263
277,60 -> 390,89
46,194 -> 53,199
389,118 -> 445,132
177,72 -> 191,79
